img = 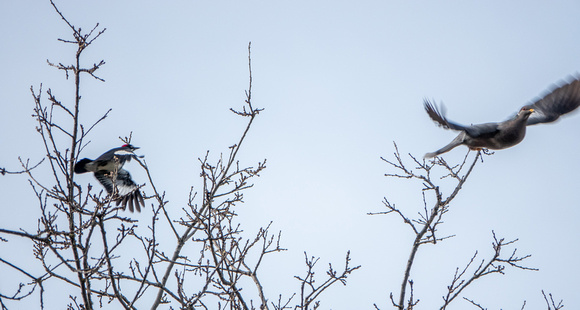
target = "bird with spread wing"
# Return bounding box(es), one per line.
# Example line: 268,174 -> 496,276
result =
424,78 -> 580,158
74,144 -> 145,212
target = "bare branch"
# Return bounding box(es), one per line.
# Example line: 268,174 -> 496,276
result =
542,290 -> 564,310
374,145 -> 481,309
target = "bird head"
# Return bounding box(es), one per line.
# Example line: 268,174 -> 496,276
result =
120,144 -> 144,158
113,144 -> 142,157
518,106 -> 535,116
122,144 -> 139,151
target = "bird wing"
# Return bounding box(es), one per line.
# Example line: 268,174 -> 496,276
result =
463,122 -> 500,138
526,78 -> 580,125
94,170 -> 116,195
424,100 -> 467,131
93,147 -> 137,166
424,100 -> 499,138
94,169 -> 144,212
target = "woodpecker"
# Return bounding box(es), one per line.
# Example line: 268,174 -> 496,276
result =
74,144 -> 145,212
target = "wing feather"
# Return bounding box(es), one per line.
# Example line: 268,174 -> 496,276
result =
526,78 -> 580,125
94,169 -> 144,212
424,100 -> 499,138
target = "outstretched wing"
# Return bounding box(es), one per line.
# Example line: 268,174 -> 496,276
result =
526,78 -> 580,125
424,100 -> 499,138
94,169 -> 144,212
424,100 -> 467,131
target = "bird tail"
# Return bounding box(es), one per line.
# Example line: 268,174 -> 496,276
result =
74,158 -> 93,174
424,134 -> 464,158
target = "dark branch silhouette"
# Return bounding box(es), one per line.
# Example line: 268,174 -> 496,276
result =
0,5 -> 357,309
371,145 -> 542,310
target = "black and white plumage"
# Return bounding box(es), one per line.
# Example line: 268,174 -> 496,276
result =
74,144 -> 145,212
424,77 -> 580,158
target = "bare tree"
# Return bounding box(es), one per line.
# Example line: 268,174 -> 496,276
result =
2,2 -> 567,310
370,145 -> 544,310
0,2 -> 357,310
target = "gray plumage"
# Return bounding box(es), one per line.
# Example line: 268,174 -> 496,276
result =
425,77 -> 580,158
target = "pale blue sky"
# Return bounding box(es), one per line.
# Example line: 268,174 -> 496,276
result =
1,1 -> 580,309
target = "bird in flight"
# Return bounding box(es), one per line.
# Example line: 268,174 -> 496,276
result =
424,77 -> 580,158
74,144 -> 145,212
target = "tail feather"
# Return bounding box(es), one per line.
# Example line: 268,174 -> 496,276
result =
424,134 -> 465,158
74,158 -> 93,174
